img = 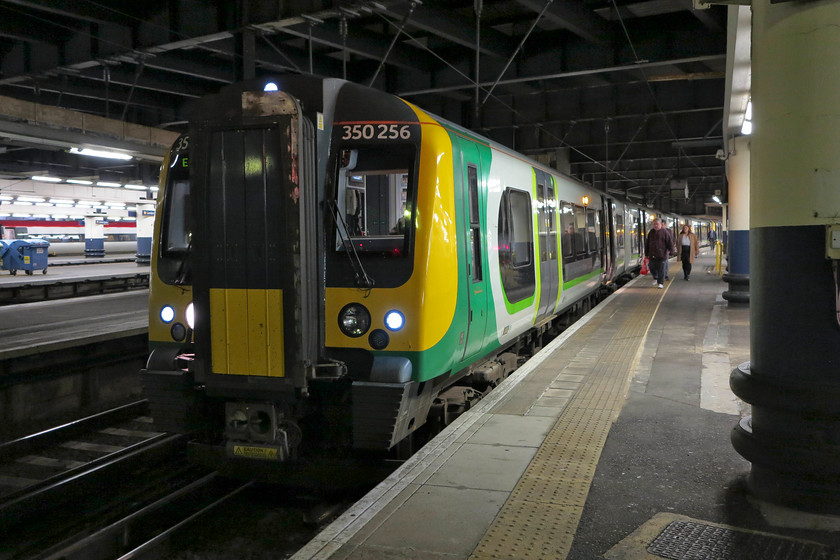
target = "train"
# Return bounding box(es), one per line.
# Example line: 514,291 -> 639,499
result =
141,75 -> 716,477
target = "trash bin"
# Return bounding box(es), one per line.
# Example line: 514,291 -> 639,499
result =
0,239 -> 50,275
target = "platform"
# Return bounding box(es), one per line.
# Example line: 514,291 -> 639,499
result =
293,254 -> 840,560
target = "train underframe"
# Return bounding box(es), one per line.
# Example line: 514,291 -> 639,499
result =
141,286 -> 616,484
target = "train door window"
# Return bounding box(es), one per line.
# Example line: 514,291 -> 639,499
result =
547,183 -> 556,260
537,182 -> 547,262
560,202 -> 575,259
630,209 -> 641,255
467,165 -> 482,282
615,211 -> 625,249
586,208 -> 601,253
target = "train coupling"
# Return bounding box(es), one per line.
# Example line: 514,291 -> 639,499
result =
223,402 -> 302,461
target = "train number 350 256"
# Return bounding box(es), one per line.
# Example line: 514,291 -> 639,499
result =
341,123 -> 411,140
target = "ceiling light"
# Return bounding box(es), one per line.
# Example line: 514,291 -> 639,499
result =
96,182 -> 123,188
12,213 -> 31,217
66,179 -> 93,185
0,195 -> 13,201
49,199 -> 75,204
32,175 -> 61,182
17,196 -> 45,202
35,202 -> 54,207
70,147 -> 133,160
124,184 -> 148,190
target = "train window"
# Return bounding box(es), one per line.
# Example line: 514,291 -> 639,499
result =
560,202 -> 575,258
333,144 -> 415,256
508,189 -> 532,267
162,180 -> 191,252
157,147 -> 192,285
497,187 -> 535,303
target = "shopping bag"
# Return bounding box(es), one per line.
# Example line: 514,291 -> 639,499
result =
640,257 -> 649,275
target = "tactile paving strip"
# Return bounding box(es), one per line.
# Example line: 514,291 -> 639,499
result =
647,520 -> 831,560
471,286 -> 664,560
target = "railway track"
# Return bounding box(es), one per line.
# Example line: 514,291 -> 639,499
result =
0,401 -> 348,560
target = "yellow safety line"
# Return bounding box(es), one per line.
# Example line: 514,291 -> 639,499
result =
471,282 -> 666,560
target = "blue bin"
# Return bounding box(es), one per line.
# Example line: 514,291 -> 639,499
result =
0,239 -> 50,275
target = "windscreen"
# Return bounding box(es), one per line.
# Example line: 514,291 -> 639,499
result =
157,141 -> 192,285
333,144 -> 415,257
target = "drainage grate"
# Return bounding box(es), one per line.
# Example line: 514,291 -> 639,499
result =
647,520 -> 831,560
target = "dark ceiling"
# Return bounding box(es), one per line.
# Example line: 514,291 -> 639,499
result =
0,0 -> 728,215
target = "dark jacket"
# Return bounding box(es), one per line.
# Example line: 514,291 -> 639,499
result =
645,227 -> 675,260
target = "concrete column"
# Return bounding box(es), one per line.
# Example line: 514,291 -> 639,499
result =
722,135 -> 750,304
84,216 -> 105,258
135,203 -> 155,265
730,0 -> 840,513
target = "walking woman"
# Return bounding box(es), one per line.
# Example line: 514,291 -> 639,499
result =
677,224 -> 700,280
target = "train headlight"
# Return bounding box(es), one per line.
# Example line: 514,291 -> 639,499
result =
384,310 -> 405,331
186,302 -> 195,329
160,305 -> 175,323
339,303 -> 371,337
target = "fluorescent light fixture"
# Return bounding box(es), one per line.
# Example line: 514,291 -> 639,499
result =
66,179 -> 94,185
49,198 -> 75,204
713,196 -> 722,204
32,175 -> 62,182
17,196 -> 45,203
124,184 -> 149,190
0,195 -> 13,201
96,182 -> 123,188
14,202 -> 33,206
741,120 -> 752,135
70,147 -> 133,160
35,202 -> 54,207
12,213 -> 31,217
69,215 -> 85,219
33,214 -> 51,218
741,100 -> 752,135
150,186 -> 160,192
52,214 -> 68,219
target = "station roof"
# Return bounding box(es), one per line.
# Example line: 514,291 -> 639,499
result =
0,1 -> 749,216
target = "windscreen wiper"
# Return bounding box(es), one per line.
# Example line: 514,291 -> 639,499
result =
326,199 -> 375,291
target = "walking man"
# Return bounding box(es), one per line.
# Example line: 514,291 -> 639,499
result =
645,218 -> 675,288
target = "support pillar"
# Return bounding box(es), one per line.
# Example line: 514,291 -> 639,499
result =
135,203 -> 155,265
84,216 -> 105,258
730,0 -> 840,513
722,135 -> 750,304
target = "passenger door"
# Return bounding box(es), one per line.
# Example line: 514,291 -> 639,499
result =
535,169 -> 559,320
460,144 -> 488,361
